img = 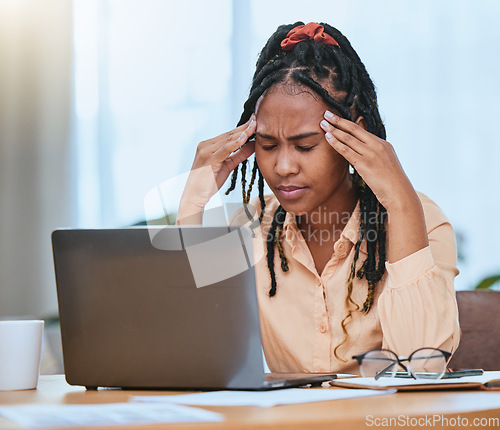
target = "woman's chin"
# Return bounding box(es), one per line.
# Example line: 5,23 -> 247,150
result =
274,199 -> 312,217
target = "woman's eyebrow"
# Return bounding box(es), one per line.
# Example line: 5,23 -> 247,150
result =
256,131 -> 320,141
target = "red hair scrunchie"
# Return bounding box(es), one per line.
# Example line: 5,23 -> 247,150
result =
280,22 -> 339,51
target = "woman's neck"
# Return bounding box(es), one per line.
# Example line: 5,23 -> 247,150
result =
296,181 -> 358,243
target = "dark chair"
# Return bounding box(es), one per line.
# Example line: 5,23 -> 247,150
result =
448,290 -> 500,370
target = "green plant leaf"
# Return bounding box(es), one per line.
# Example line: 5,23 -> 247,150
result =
475,274 -> 500,290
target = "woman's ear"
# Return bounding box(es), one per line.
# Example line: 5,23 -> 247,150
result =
355,116 -> 368,130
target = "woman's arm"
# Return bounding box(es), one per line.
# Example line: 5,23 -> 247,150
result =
320,110 -> 428,262
377,195 -> 460,356
320,113 -> 459,355
176,116 -> 256,225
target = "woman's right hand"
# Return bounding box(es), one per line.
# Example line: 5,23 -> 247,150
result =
177,115 -> 257,224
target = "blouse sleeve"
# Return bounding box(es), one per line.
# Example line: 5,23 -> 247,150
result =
377,193 -> 461,357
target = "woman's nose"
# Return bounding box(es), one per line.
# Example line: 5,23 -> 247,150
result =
275,149 -> 300,177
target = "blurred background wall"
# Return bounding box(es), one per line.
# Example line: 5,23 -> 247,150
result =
1,0 -> 500,321
0,0 -> 74,317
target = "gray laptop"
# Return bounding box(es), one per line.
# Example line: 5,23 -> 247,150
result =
52,226 -> 336,390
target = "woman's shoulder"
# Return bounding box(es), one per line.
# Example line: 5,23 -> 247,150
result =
416,191 -> 452,232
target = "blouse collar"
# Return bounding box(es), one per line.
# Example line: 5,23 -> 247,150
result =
282,200 -> 367,256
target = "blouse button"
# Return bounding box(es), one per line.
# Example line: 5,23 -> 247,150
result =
319,324 -> 327,333
334,240 -> 349,259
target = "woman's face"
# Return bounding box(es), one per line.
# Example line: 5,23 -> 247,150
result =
255,85 -> 353,216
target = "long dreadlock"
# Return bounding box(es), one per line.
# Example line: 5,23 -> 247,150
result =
225,22 -> 388,359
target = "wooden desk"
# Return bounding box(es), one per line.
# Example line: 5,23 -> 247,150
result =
1,375 -> 499,429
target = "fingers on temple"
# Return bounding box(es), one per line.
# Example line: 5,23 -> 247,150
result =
332,128 -> 366,155
212,119 -> 256,162
215,115 -> 256,147
322,120 -> 364,155
325,132 -> 360,165
224,140 -> 256,171
323,111 -> 372,142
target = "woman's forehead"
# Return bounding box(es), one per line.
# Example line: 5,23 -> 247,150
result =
255,92 -> 328,136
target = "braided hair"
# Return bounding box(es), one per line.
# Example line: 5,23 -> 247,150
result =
225,22 -> 388,358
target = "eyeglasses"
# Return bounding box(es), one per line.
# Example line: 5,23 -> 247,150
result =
352,348 -> 452,380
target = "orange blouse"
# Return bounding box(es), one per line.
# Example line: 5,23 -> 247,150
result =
231,192 -> 460,374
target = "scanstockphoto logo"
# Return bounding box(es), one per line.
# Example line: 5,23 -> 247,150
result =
143,168 -> 265,288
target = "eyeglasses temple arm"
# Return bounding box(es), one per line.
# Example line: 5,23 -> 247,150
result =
374,362 -> 397,381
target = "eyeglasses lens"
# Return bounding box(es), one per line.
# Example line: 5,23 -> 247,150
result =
409,348 -> 446,379
359,350 -> 398,378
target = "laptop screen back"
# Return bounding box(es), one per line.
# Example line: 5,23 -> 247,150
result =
52,226 -> 266,389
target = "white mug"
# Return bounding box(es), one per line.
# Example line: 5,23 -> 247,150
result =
0,320 -> 44,391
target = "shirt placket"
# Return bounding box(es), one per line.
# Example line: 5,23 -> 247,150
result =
285,216 -> 355,372
314,237 -> 353,371
311,269 -> 332,371
283,220 -> 329,371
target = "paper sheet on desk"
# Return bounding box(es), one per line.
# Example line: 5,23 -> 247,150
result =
131,388 -> 395,407
0,403 -> 223,428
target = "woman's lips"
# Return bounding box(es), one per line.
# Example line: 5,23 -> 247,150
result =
276,186 -> 307,199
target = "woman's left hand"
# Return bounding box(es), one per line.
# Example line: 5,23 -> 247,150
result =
320,110 -> 415,212
320,110 -> 429,263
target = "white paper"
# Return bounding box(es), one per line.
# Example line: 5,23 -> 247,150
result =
334,370 -> 500,388
0,402 -> 223,428
131,388 -> 394,408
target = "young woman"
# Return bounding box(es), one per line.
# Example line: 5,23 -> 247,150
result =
178,22 -> 460,374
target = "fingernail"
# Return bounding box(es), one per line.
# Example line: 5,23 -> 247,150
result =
320,119 -> 330,128
325,110 -> 334,119
325,132 -> 333,140
251,113 -> 256,121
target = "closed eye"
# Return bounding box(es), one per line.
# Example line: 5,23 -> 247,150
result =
260,144 -> 277,151
296,145 -> 316,152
